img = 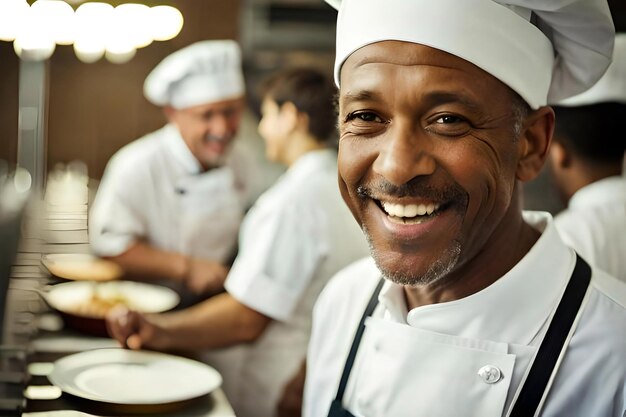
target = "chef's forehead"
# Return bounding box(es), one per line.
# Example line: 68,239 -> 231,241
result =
326,0 -> 615,109
338,41 -> 513,103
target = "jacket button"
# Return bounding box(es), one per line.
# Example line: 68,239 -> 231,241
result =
478,365 -> 502,384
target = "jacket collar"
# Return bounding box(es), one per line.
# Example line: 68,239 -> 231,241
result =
379,211 -> 575,346
162,123 -> 203,175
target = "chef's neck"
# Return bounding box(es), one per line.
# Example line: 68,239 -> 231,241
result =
197,158 -> 226,172
282,131 -> 327,168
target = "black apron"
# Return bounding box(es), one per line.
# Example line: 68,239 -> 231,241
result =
327,255 -> 591,417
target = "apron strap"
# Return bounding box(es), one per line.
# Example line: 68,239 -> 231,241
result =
509,254 -> 591,417
328,254 -> 591,417
331,278 -> 385,405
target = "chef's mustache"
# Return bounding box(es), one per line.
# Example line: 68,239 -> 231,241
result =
357,178 -> 468,210
203,133 -> 233,143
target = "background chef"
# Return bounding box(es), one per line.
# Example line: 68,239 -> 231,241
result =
90,40 -> 258,299
548,33 -> 626,281
106,67 -> 369,417
304,1 -> 626,417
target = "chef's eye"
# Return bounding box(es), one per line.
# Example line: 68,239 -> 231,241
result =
435,115 -> 463,124
222,107 -> 238,119
345,111 -> 384,123
200,111 -> 214,121
427,113 -> 471,137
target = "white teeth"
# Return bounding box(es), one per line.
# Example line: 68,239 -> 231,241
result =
381,202 -> 401,217
381,201 -> 440,218
404,204 -> 418,217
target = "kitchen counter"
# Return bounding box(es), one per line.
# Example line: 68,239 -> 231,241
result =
0,173 -> 236,417
23,332 -> 236,417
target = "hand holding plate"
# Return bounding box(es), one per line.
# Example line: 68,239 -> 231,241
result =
105,307 -> 167,351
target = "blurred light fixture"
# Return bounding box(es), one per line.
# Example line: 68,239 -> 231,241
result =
2,1 -> 184,63
0,0 -> 30,42
73,39 -> 105,63
114,3 -> 153,49
73,2 -> 113,63
149,5 -> 184,41
105,49 -> 137,64
13,37 -> 56,61
13,2 -> 57,62
31,0 -> 76,45
104,20 -> 137,64
105,40 -> 137,64
13,167 -> 32,194
75,1 -> 113,41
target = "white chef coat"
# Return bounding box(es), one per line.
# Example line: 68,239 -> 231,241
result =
555,176 -> 626,282
304,211 -> 626,417
89,124 -> 254,263
203,149 -> 369,417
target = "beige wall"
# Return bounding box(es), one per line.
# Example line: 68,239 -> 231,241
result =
0,42 -> 20,166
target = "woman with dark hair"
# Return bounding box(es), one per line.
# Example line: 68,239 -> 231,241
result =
107,67 -> 368,417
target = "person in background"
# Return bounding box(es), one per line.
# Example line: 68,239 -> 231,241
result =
106,68 -> 369,417
548,33 -> 626,281
90,40 -> 258,299
303,1 -> 625,417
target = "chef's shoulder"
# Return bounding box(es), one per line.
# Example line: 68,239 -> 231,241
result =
554,209 -> 594,241
103,128 -> 166,180
586,268 -> 626,349
557,267 -> 626,405
286,156 -> 342,207
590,268 -> 626,310
314,257 -> 381,320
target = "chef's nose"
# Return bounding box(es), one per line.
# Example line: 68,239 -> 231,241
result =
209,113 -> 230,137
373,123 -> 437,186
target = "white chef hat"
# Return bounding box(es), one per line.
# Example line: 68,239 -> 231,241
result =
325,0 -> 615,109
556,34 -> 626,106
144,40 -> 245,109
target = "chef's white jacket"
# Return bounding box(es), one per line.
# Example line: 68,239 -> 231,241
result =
555,176 -> 626,282
89,124 -> 257,263
203,149 -> 369,417
304,211 -> 626,417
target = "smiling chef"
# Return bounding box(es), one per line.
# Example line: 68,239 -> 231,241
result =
90,40 -> 257,297
302,1 -> 626,417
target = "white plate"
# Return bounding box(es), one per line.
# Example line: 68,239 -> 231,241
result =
49,349 -> 222,405
45,280 -> 180,318
42,253 -> 123,282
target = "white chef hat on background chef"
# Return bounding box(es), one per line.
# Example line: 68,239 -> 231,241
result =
551,33 -> 626,176
325,0 -> 615,109
144,39 -> 245,109
556,34 -> 626,106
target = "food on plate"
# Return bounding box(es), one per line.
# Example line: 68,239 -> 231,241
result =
65,285 -> 131,318
47,280 -> 180,322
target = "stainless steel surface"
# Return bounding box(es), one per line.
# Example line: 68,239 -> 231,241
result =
17,60 -> 48,195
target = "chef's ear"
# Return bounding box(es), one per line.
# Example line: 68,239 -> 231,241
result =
279,101 -> 298,125
163,106 -> 177,123
281,101 -> 311,133
548,140 -> 572,170
516,106 -> 554,182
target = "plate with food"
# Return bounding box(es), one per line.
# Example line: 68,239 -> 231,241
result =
49,348 -> 222,413
43,281 -> 180,336
42,253 -> 123,282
